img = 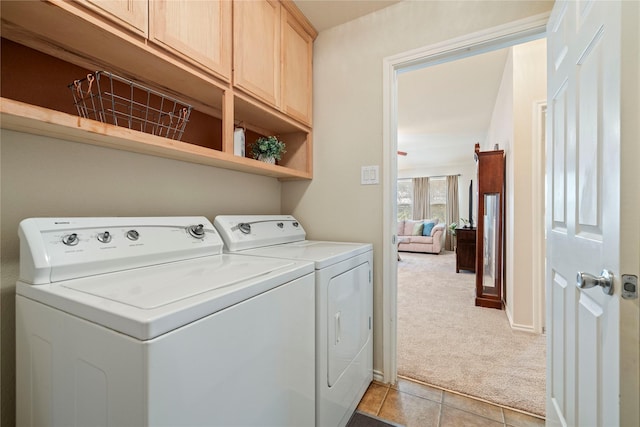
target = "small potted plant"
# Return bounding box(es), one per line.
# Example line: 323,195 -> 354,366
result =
250,136 -> 286,164
449,218 -> 470,236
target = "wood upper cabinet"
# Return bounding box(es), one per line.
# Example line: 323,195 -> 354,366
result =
233,0 -> 281,107
281,6 -> 313,125
149,1 -> 232,81
81,0 -> 148,36
234,0 -> 316,125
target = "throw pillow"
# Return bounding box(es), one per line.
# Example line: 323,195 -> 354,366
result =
422,221 -> 435,236
412,222 -> 424,236
403,220 -> 420,235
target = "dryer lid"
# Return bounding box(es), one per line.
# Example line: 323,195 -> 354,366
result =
238,240 -> 372,269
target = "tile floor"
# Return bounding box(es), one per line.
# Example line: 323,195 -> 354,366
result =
356,377 -> 545,427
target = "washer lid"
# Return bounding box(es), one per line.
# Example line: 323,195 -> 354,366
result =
61,255 -> 295,309
16,254 -> 314,340
237,240 -> 373,269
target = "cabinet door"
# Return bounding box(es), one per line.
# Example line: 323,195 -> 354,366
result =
281,7 -> 313,125
82,0 -> 148,36
233,0 -> 280,107
150,1 -> 232,81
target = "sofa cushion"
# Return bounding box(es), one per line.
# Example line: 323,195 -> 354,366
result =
402,219 -> 437,236
412,222 -> 424,235
409,236 -> 433,244
422,221 -> 436,236
397,220 -> 405,236
402,220 -> 420,236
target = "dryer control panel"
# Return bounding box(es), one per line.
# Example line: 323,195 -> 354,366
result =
19,217 -> 223,284
214,215 -> 306,252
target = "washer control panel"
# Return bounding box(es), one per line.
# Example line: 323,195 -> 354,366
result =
19,217 -> 223,284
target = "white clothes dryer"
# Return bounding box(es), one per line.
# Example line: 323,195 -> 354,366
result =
214,215 -> 373,427
16,217 -> 315,427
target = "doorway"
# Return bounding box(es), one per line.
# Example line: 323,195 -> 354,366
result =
381,12 -> 549,402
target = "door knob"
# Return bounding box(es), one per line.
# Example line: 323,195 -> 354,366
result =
576,269 -> 614,295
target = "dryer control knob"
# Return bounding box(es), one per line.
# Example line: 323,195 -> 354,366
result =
188,224 -> 206,239
238,223 -> 251,234
97,231 -> 112,243
126,230 -> 140,241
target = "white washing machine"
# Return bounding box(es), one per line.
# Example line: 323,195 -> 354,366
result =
213,215 -> 373,427
16,216 -> 316,427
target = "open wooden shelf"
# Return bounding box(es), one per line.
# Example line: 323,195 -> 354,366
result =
0,1 -> 313,181
1,98 -> 312,180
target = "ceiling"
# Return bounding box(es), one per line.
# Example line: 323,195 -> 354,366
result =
397,48 -> 510,172
294,0 -> 511,173
293,0 -> 401,32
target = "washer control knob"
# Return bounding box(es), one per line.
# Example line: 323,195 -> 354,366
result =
126,230 -> 139,241
62,233 -> 79,246
277,222 -> 284,228
97,231 -> 112,244
292,222 -> 299,227
238,223 -> 251,234
188,224 -> 206,239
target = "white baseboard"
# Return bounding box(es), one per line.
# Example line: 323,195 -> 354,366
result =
373,370 -> 385,383
505,307 -> 537,333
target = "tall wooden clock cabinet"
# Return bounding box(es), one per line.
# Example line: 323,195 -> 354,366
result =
474,143 -> 505,309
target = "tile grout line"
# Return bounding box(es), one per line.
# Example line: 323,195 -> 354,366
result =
398,375 -> 545,421
436,401 -> 443,427
375,384 -> 391,417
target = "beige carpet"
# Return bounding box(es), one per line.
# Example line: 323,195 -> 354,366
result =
396,251 -> 546,416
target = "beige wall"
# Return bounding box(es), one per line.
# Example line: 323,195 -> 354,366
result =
282,0 -> 554,375
485,38 -> 547,331
0,130 -> 282,425
510,39 -> 547,328
620,0 -> 640,423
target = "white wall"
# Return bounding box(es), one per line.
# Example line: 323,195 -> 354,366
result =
281,0 -> 554,375
485,38 -> 547,331
0,130 -> 282,425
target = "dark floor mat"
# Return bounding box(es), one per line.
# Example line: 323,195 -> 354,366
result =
346,411 -> 404,427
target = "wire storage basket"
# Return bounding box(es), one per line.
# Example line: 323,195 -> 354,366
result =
69,71 -> 192,141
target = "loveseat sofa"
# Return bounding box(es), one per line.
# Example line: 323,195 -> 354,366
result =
397,219 -> 446,254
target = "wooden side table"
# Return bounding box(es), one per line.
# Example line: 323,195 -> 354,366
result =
455,227 -> 476,273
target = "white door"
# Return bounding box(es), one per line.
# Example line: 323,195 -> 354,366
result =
546,1 -> 636,426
